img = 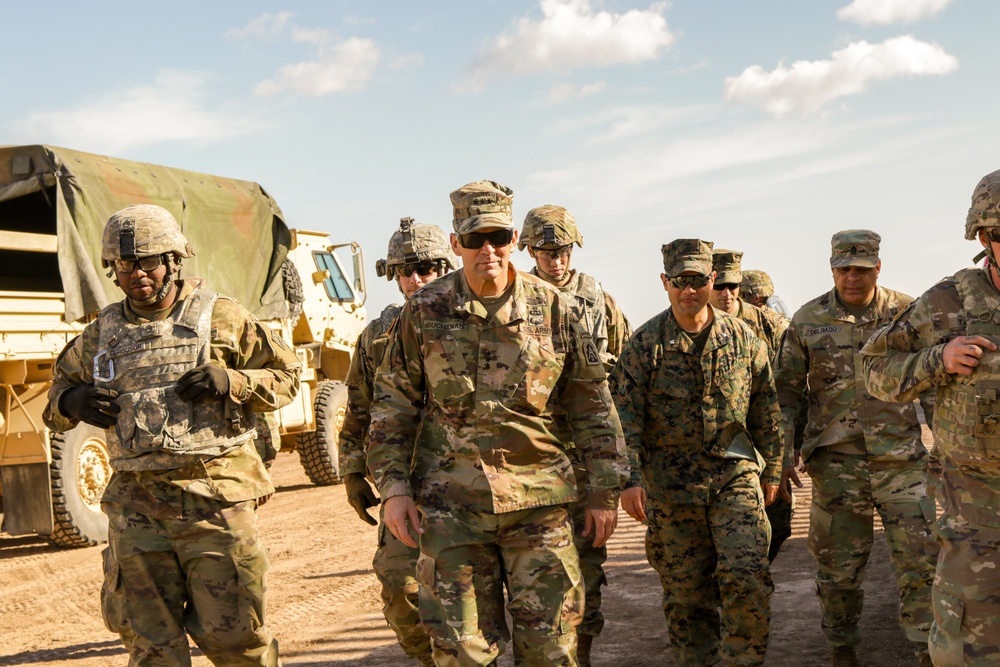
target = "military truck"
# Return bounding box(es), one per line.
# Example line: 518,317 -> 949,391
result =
0,145 -> 367,547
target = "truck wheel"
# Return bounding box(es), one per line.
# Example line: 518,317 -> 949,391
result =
296,380 -> 347,486
49,423 -> 111,547
282,257 -> 305,322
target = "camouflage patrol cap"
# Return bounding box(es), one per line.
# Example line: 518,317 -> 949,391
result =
711,249 -> 743,284
830,230 -> 880,268
661,239 -> 714,278
451,180 -> 514,234
741,269 -> 775,299
517,205 -> 583,250
965,169 -> 1000,240
101,204 -> 193,266
377,217 -> 459,280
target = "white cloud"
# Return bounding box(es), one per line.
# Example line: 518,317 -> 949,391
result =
457,0 -> 674,93
254,38 -> 380,97
548,81 -> 606,104
723,36 -> 958,117
389,53 -> 425,71
225,12 -> 293,41
14,70 -> 262,154
838,0 -> 954,26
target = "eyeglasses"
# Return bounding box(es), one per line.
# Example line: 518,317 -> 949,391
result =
459,229 -> 515,249
668,274 -> 712,289
114,255 -> 164,274
712,283 -> 739,292
395,261 -> 438,278
989,229 -> 1000,243
534,245 -> 572,261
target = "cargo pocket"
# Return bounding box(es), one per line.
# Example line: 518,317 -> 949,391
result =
234,548 -> 270,633
415,554 -> 446,638
100,547 -> 129,634
929,586 -> 966,667
807,503 -> 833,561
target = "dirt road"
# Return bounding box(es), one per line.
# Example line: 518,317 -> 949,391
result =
1,452 -> 920,666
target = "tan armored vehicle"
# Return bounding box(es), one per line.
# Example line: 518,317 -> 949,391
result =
0,145 -> 367,547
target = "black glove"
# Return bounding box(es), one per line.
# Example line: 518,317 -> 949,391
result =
344,473 -> 380,526
60,385 -> 121,428
175,364 -> 230,401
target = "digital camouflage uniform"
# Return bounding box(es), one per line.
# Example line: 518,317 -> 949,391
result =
714,251 -> 795,563
45,279 -> 299,667
773,230 -> 936,660
862,170 -> 1000,666
609,239 -> 782,667
522,204 -> 633,649
368,181 -> 629,667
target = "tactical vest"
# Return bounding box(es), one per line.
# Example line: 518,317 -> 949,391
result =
935,268 -> 1000,470
94,290 -> 255,466
560,272 -> 601,339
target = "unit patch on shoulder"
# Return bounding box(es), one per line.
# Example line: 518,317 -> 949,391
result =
584,338 -> 601,366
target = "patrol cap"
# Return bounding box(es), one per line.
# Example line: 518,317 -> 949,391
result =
741,269 -> 775,299
965,169 -> 1000,240
830,230 -> 880,268
518,205 -> 583,250
661,239 -> 714,278
451,180 -> 514,234
712,249 -> 743,284
101,204 -> 193,266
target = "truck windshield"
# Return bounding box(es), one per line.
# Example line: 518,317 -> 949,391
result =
313,251 -> 355,302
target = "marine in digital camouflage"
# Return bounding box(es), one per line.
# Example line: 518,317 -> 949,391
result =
45,270 -> 299,666
863,242 -> 1000,663
609,260 -> 782,667
774,244 -> 936,659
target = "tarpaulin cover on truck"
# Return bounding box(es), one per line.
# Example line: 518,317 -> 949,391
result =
0,144 -> 292,322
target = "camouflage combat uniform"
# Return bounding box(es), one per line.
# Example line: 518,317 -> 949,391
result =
45,279 -> 300,667
609,303 -> 782,666
368,266 -> 629,667
863,265 -> 1000,666
339,302 -> 435,662
774,283 -> 937,655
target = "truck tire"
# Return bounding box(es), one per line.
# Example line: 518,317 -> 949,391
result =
49,423 -> 111,547
296,381 -> 348,486
282,257 -> 305,322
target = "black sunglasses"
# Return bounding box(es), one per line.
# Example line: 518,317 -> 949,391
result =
459,229 -> 515,249
712,283 -> 739,291
668,274 -> 712,289
395,261 -> 438,278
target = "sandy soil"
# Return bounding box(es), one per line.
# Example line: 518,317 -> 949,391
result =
1,451 -> 924,666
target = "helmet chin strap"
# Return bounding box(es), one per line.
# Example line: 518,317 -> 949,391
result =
130,254 -> 177,307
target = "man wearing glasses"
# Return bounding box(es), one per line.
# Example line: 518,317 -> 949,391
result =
609,238 -> 781,667
773,230 -> 936,667
367,180 -> 628,667
709,249 -> 794,563
44,204 -> 299,666
339,217 -> 458,667
517,204 -> 631,666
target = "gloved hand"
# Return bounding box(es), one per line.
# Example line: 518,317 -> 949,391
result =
175,364 -> 230,401
60,385 -> 121,428
343,473 -> 380,526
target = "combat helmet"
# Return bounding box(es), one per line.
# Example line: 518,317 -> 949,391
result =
741,270 -> 775,300
375,217 -> 458,280
966,170 -> 1000,241
102,204 -> 194,304
518,205 -> 583,251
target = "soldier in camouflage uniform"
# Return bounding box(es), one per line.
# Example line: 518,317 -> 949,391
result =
710,250 -> 794,563
862,170 -> 1000,667
43,205 -> 300,667
518,204 -> 632,666
368,180 -> 629,667
339,217 -> 458,667
741,270 -> 775,309
774,230 -> 937,667
609,239 -> 782,667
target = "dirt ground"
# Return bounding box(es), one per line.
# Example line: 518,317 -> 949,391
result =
1,452 -> 923,666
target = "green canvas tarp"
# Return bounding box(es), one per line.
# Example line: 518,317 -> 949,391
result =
0,145 -> 292,323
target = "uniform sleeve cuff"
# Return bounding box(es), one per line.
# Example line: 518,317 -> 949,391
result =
377,480 -> 412,501
228,370 -> 249,403
586,488 -> 621,510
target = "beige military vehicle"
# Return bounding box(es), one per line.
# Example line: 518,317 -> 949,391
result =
0,145 -> 367,547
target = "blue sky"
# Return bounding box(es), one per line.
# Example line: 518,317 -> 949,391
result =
3,0 -> 996,325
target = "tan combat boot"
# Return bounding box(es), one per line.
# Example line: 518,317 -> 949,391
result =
577,633 -> 594,667
831,646 -> 859,667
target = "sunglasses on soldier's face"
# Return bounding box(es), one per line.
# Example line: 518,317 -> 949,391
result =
459,229 -> 515,249
668,274 -> 712,289
395,261 -> 438,278
713,283 -> 739,292
114,255 -> 164,273
534,245 -> 573,261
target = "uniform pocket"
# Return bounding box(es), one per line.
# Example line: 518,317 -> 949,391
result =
100,547 -> 129,634
929,586 -> 966,667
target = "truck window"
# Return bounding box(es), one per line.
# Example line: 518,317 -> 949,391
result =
312,251 -> 355,302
